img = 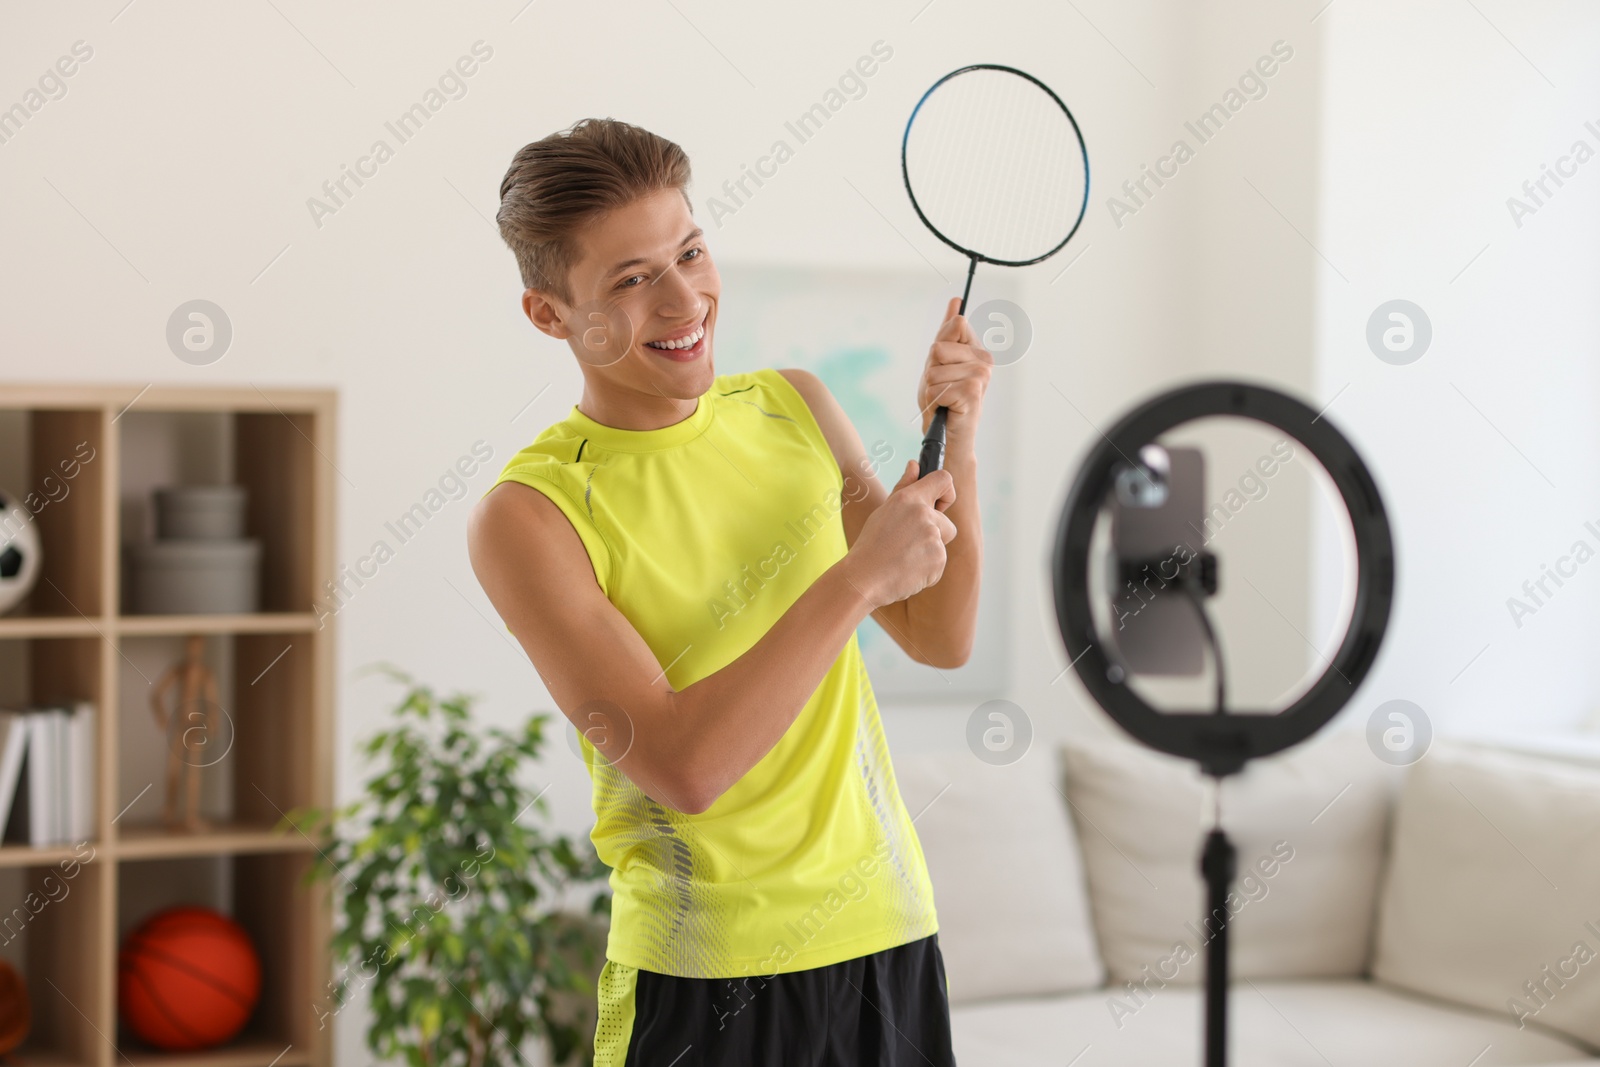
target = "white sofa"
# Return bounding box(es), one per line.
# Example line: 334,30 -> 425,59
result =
896,728 -> 1600,1067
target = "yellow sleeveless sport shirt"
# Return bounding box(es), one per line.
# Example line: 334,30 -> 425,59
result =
487,367 -> 939,979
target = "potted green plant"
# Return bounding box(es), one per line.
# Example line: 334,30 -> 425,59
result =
282,664 -> 612,1067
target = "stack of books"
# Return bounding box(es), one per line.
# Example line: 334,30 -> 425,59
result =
0,701 -> 96,846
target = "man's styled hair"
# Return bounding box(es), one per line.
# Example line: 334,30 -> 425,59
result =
496,118 -> 693,305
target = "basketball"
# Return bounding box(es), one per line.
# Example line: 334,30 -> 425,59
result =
118,906 -> 261,1050
0,958 -> 29,1054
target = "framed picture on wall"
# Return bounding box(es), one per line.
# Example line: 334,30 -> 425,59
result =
716,262 -> 1017,699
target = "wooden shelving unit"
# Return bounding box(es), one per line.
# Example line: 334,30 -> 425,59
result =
0,384 -> 335,1067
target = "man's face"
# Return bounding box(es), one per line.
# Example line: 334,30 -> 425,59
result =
526,187 -> 719,400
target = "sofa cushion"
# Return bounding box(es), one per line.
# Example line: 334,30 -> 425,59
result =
950,978 -> 1595,1067
894,747 -> 1104,1004
1059,728 -> 1396,985
1372,742 -> 1600,1052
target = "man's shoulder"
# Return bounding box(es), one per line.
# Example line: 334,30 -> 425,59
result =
709,367 -> 813,415
729,366 -> 828,413
768,366 -> 817,394
480,416 -> 589,504
711,367 -> 777,395
716,367 -> 836,430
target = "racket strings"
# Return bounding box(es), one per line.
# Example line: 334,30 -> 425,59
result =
906,68 -> 1086,263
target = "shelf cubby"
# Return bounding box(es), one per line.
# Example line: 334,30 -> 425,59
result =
0,854 -> 110,1067
0,404 -> 107,624
115,851 -> 327,1065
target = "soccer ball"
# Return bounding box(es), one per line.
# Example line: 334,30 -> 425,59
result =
0,491 -> 41,616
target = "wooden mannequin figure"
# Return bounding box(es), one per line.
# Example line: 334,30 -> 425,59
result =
147,634 -> 218,832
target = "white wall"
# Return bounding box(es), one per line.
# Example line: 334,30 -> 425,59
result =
1313,0 -> 1600,741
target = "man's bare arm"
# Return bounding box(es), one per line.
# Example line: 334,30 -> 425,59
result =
778,367 -> 982,668
468,481 -> 884,815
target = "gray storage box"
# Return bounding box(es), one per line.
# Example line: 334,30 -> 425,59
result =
154,485 -> 247,540
128,539 -> 261,614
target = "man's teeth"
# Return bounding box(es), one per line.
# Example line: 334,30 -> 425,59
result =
646,323 -> 705,350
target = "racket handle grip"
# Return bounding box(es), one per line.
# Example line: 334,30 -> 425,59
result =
918,406 -> 948,478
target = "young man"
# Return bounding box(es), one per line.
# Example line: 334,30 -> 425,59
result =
468,118 -> 990,1066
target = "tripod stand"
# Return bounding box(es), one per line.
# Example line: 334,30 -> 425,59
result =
1200,821 -> 1236,1067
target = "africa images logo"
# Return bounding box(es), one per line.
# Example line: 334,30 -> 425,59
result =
704,40 -> 894,228
305,41 -> 494,229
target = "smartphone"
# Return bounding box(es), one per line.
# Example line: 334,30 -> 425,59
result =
1106,446 -> 1208,676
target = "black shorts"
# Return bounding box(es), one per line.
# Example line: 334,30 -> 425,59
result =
593,933 -> 958,1066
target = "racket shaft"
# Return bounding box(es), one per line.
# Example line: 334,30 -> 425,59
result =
919,407 -> 947,477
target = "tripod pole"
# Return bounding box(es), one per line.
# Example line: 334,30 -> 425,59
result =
1201,827 -> 1236,1067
